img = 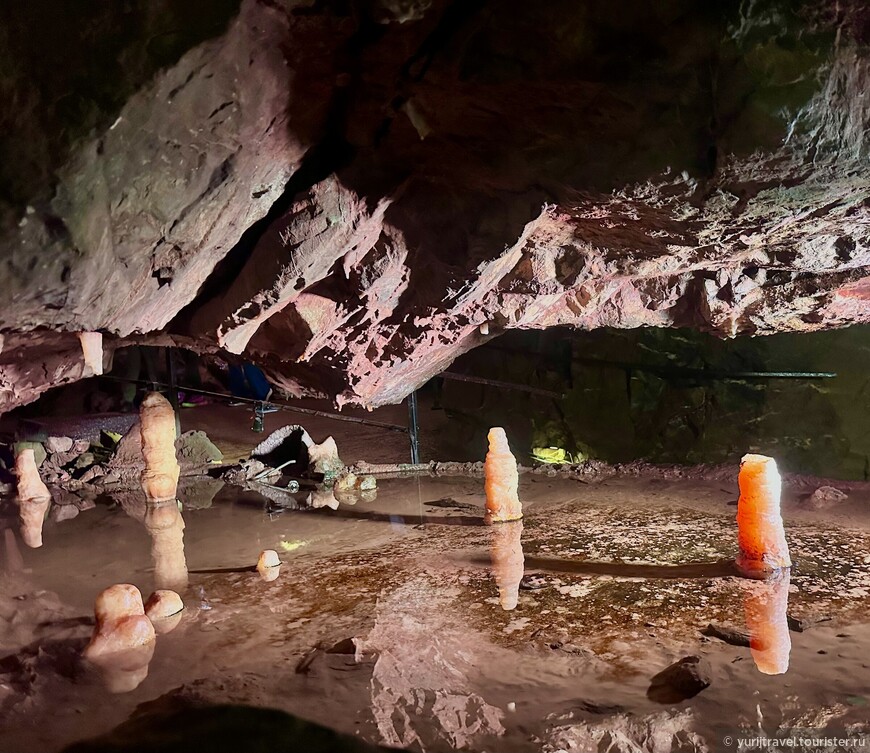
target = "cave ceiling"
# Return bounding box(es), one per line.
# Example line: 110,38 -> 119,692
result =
1,0 -> 870,411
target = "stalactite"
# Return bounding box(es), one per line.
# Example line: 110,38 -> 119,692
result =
77,331 -> 104,375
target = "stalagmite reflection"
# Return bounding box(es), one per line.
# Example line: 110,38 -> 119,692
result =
83,584 -> 156,693
490,520 -> 524,610
15,448 -> 51,548
144,500 -> 189,592
743,568 -> 792,675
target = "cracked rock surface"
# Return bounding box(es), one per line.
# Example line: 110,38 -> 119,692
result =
2,0 -> 869,410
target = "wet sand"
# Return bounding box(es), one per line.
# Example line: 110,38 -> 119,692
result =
2,468 -> 870,752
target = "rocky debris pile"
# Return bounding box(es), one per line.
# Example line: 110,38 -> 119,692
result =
1,424 -> 225,512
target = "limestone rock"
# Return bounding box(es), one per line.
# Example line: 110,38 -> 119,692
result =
805,486 -> 849,509
647,656 -> 711,704
45,436 -> 73,454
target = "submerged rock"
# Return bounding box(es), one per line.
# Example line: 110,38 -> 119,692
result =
647,656 -> 711,704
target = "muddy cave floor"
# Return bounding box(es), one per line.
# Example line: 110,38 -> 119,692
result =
2,403 -> 870,751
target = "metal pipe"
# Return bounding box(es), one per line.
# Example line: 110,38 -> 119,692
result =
97,375 -> 409,433
407,390 -> 420,464
572,357 -> 836,380
440,371 -> 563,398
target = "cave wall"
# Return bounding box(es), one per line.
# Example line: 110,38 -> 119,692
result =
441,325 -> 870,479
1,0 -> 870,413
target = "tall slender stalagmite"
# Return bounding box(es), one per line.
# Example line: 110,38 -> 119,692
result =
139,392 -> 180,503
15,448 -> 51,548
736,454 -> 790,579
484,427 -> 522,523
490,520 -> 524,610
744,568 -> 792,675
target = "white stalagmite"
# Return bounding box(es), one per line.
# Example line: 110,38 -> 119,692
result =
78,331 -> 104,375
139,392 -> 180,502
15,448 -> 52,548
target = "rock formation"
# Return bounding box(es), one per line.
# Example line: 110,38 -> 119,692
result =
139,392 -> 180,503
83,583 -> 157,694
144,589 -> 184,635
15,448 -> 52,548
484,428 -> 522,523
256,549 -> 281,582
736,454 -> 791,579
1,1 -> 869,411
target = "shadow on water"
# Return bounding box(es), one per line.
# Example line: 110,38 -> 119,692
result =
469,553 -> 738,580
300,507 -> 485,527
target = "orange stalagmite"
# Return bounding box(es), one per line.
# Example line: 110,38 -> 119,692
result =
484,427 -> 522,523
736,454 -> 790,579
490,520 -> 524,610
744,568 -> 791,675
139,392 -> 180,503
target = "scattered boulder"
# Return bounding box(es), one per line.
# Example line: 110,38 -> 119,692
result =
334,472 -> 376,502
325,637 -> 358,655
787,613 -> 832,632
307,436 -> 343,480
252,425 -> 344,480
803,486 -> 848,510
107,422 -> 222,482
50,504 -> 79,523
701,623 -> 750,647
647,656 -> 711,704
221,459 -> 268,485
14,441 -> 46,468
176,431 -> 223,470
79,465 -> 105,484
74,453 -> 95,470
45,436 -> 74,454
